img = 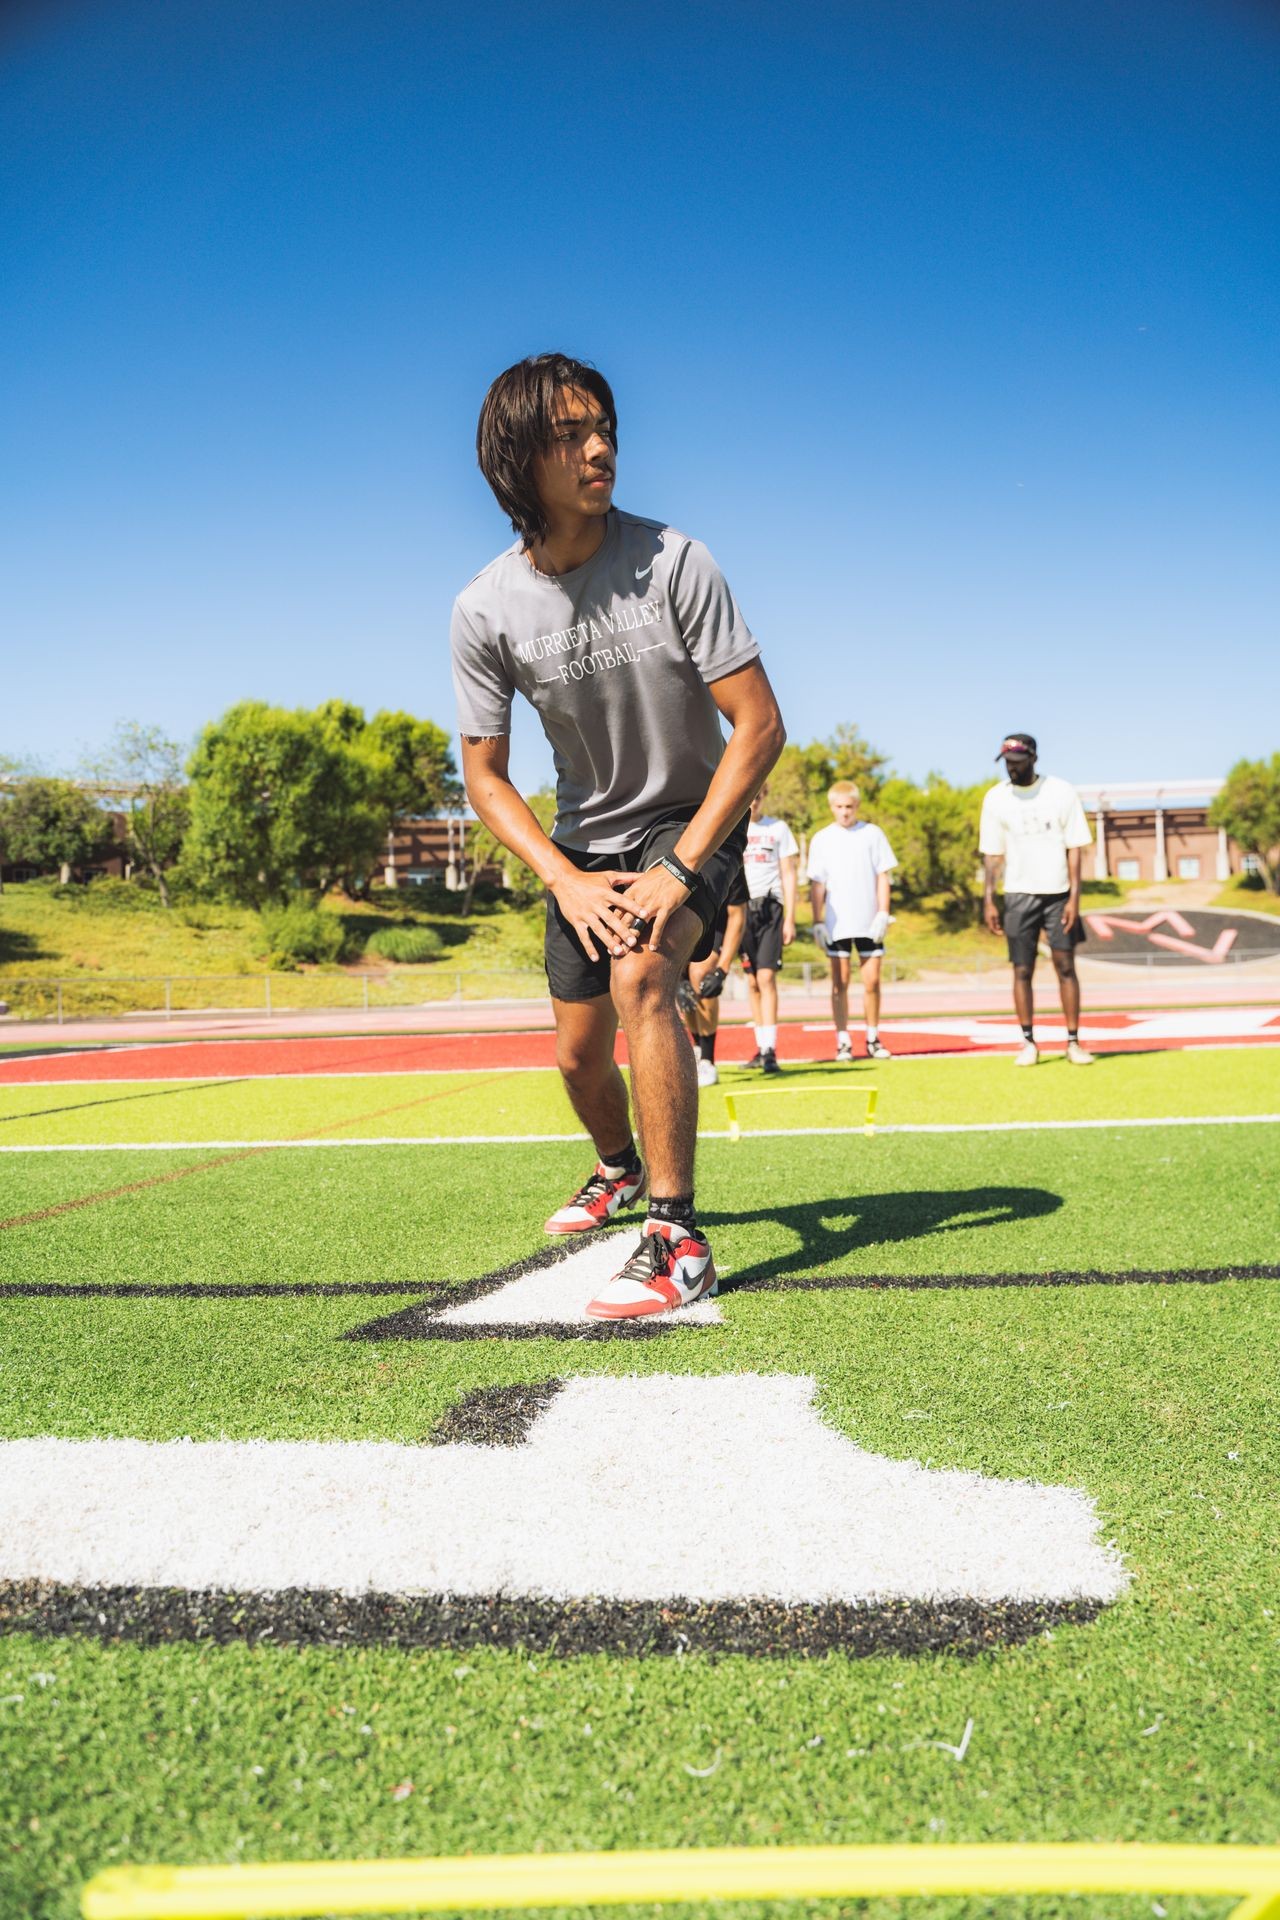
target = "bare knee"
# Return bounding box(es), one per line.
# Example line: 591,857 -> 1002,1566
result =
1013,963 -> 1036,985
1050,951 -> 1077,981
557,1044 -> 610,1095
612,952 -> 679,1022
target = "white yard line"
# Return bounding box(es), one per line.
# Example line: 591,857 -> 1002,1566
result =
0,1376 -> 1126,1605
2,1112 -> 1279,1152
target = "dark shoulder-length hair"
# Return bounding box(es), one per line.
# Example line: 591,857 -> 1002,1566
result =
476,353 -> 617,546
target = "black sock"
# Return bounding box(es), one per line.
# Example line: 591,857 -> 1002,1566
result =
1021,1024 -> 1034,1042
697,1033 -> 717,1063
1067,1028 -> 1079,1044
649,1194 -> 698,1235
600,1138 -> 641,1177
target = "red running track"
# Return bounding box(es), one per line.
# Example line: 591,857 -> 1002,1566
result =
1,1012 -> 1278,1083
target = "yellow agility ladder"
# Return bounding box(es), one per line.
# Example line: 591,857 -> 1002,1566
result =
82,1841 -> 1280,1920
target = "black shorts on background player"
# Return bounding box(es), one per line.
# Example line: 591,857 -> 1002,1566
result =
545,810 -> 749,1002
710,861 -> 749,947
1002,891 -> 1086,971
742,894 -> 784,973
825,934 -> 885,960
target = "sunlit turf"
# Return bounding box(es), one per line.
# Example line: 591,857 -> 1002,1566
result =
0,1047 -> 1278,1148
1,1050 -> 1278,1918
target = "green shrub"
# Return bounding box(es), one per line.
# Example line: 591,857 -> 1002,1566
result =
259,902 -> 347,968
364,924 -> 444,964
77,876 -> 160,913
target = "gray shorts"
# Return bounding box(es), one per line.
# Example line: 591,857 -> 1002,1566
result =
1004,892 -> 1086,969
545,810 -> 750,1002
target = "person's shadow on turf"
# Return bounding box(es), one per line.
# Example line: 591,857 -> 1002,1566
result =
698,1186 -> 1063,1293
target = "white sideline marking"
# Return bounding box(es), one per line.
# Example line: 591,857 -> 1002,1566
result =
2,1112 -> 1279,1152
0,1376 -> 1127,1605
437,1238 -> 722,1328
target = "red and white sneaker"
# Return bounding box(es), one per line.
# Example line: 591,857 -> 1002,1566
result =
585,1220 -> 718,1320
544,1161 -> 647,1235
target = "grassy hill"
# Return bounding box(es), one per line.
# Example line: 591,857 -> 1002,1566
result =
0,874 -> 1164,1020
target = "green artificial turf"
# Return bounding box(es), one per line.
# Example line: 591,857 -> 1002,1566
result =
1,1060 -> 1278,1918
0,1048 -> 1278,1150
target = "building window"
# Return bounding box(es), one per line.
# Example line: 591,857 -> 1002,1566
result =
1117,859 -> 1141,881
1177,856 -> 1200,880
1242,854 -> 1262,875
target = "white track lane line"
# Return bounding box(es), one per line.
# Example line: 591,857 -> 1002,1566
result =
2,1112 -> 1279,1150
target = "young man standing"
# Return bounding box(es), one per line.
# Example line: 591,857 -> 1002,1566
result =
450,354 -> 785,1317
980,733 -> 1094,1067
741,788 -> 798,1073
807,782 -> 896,1062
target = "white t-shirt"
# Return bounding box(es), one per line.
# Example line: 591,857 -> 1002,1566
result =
979,774 -> 1092,895
744,814 -> 799,901
807,820 -> 898,941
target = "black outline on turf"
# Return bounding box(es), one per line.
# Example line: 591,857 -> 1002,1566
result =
344,1233 -> 714,1343
428,1380 -> 563,1445
725,1263 -> 1280,1296
0,1580 -> 1105,1658
344,1248 -> 1280,1341
0,1281 -> 429,1300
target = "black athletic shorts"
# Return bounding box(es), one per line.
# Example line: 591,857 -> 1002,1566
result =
1003,891 -> 1086,969
544,809 -> 750,1002
742,893 -> 785,973
826,935 -> 884,960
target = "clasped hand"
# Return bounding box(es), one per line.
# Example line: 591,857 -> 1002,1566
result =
551,864 -> 691,962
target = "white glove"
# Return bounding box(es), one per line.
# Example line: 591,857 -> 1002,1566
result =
868,910 -> 890,945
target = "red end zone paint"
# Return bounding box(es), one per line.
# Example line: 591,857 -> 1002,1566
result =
0,1029 -> 963,1082
1,1013 -> 1278,1083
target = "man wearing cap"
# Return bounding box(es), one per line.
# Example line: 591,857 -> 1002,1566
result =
980,734 -> 1095,1067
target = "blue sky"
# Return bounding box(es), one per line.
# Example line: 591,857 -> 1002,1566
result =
3,0 -> 1277,798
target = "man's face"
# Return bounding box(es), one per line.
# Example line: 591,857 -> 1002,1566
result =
830,793 -> 860,828
1003,752 -> 1038,787
531,386 -> 616,528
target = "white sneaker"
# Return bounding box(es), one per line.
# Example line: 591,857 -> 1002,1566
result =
1065,1040 -> 1094,1065
585,1221 -> 718,1320
544,1162 -> 646,1235
865,1038 -> 891,1060
696,1056 -> 719,1087
1013,1041 -> 1039,1067
835,1036 -> 854,1063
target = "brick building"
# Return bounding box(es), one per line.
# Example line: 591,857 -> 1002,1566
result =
1075,781 -> 1241,885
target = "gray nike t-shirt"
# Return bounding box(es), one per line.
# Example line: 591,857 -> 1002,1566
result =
450,509 -> 761,852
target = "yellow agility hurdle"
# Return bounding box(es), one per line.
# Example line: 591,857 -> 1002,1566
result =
723,1081 -> 878,1142
81,1842 -> 1280,1920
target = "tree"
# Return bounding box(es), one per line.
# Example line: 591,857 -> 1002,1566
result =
2,778 -> 113,883
763,726 -> 890,847
465,786 -> 557,910
185,702 -> 385,906
1210,754 -> 1280,894
869,775 -> 986,910
363,711 -> 462,818
86,723 -> 190,908
358,710 -> 463,900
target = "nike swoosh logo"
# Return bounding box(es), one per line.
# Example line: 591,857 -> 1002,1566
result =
635,562 -> 654,580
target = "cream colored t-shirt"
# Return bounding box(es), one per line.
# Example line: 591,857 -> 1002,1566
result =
979,774 -> 1092,895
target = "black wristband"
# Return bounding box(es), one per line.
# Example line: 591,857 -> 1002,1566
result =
652,851 -> 698,892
